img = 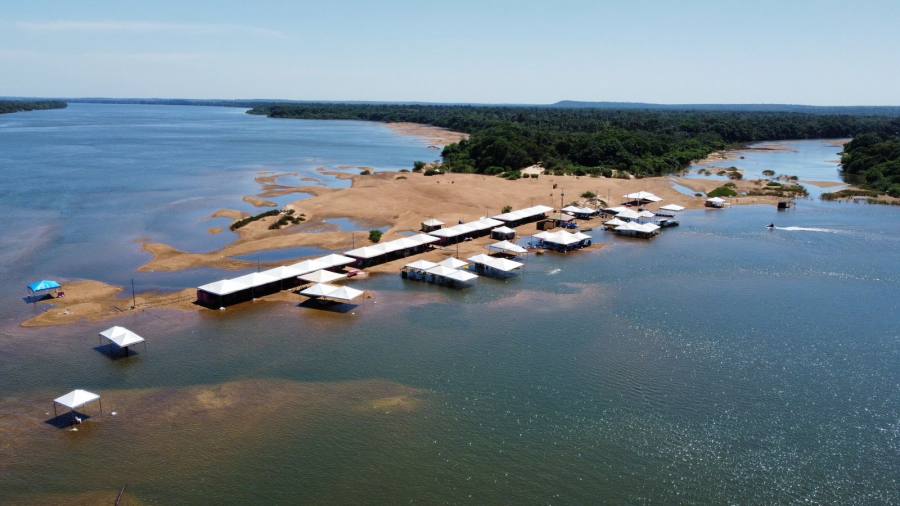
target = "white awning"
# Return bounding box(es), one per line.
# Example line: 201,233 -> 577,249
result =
562,205 -> 596,215
492,226 -> 515,234
492,205 -> 554,222
489,240 -> 527,255
468,254 -> 524,272
616,222 -> 661,233
404,259 -> 439,271
345,234 -> 438,259
428,218 -> 504,239
659,204 -> 685,212
54,389 -> 100,410
298,269 -> 346,283
437,257 -> 468,269
425,265 -> 479,282
99,326 -> 144,348
616,209 -> 641,220
534,230 -> 583,246
301,283 -> 364,302
624,191 -> 662,202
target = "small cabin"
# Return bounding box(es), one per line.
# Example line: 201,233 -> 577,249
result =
420,218 -> 444,233
490,226 -> 516,241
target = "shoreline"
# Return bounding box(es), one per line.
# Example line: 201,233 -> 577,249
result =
383,122 -> 469,149
21,170 -> 786,328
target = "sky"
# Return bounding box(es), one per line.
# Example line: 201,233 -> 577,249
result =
2,0 -> 899,105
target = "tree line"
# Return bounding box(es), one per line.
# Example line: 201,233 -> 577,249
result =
0,100 -> 67,115
840,119 -> 900,197
249,103 -> 896,177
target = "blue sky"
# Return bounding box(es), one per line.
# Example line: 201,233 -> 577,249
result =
2,0 -> 899,104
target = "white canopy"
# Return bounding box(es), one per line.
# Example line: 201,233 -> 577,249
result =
637,210 -> 656,218
616,209 -> 642,221
197,278 -> 253,296
605,218 -> 627,227
493,205 -> 554,222
345,234 -> 438,259
659,204 -> 685,212
616,222 -> 661,234
99,326 -> 144,348
571,231 -> 592,241
534,230 -> 582,246
54,389 -> 100,410
404,259 -> 438,271
489,240 -> 527,255
298,269 -> 346,283
438,257 -> 468,269
562,205 -> 597,215
707,197 -> 726,204
606,206 -> 629,215
492,226 -> 515,235
301,283 -> 364,302
624,191 -> 662,202
421,218 -> 444,227
468,254 -> 524,272
428,218 -> 504,239
425,265 -> 478,283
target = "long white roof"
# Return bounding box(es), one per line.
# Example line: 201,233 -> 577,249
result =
489,240 -> 527,255
54,389 -> 100,410
199,253 -> 355,295
298,269 -> 346,283
99,326 -> 144,348
562,205 -> 597,215
493,205 -> 554,222
468,254 -> 524,272
345,234 -> 438,258
428,218 -> 504,239
624,191 -> 663,202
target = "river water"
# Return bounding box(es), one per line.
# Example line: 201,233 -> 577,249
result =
0,106 -> 898,504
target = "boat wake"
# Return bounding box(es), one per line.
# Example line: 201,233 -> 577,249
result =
773,226 -> 843,233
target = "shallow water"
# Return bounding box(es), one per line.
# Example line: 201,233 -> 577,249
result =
1,110 -> 899,504
690,139 -> 846,182
0,103 -> 434,303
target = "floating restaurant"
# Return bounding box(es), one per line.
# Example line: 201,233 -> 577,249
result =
534,230 -> 592,252
613,221 -> 661,238
300,283 -> 364,304
467,254 -> 524,277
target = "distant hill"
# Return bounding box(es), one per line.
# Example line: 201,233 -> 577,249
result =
550,101 -> 900,116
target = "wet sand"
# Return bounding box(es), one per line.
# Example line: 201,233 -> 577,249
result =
384,122 -> 469,148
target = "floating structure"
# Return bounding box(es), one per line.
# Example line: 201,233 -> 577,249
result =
298,269 -> 346,284
27,279 -> 61,294
623,191 -> 662,205
636,210 -> 656,221
488,240 -> 527,257
492,205 -> 554,227
490,226 -> 516,241
345,233 -> 439,267
705,197 -> 727,208
424,265 -> 479,287
534,230 -> 592,252
420,218 -> 444,233
467,254 -> 524,276
613,208 -> 642,221
604,217 -> 628,229
561,205 -> 598,219
437,257 -> 468,269
614,222 -> 661,238
401,259 -> 439,279
428,218 -> 504,246
53,389 -> 101,422
99,326 -> 146,356
657,204 -> 685,217
197,253 -> 355,307
300,283 -> 364,304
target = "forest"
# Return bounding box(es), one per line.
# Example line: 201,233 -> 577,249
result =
840,119 -> 900,197
249,103 -> 896,177
0,100 -> 67,115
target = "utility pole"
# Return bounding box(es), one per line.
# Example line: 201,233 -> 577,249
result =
130,279 -> 136,309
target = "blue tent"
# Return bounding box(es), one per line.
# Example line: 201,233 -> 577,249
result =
27,280 -> 61,293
